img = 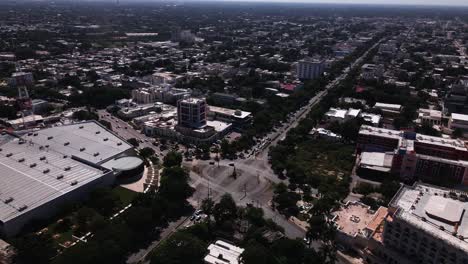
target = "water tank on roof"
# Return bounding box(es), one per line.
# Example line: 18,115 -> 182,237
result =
234,110 -> 242,116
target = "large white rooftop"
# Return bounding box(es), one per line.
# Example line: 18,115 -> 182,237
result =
451,113 -> 468,122
0,135 -> 108,223
204,240 -> 244,264
21,121 -> 132,165
390,183 -> 468,252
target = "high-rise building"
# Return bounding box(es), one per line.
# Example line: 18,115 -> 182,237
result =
177,98 -> 207,128
296,59 -> 324,80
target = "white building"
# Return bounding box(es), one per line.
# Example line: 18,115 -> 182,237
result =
296,59 -> 325,80
0,121 -> 136,236
324,108 -> 361,123
374,103 -> 402,117
449,113 -> 468,134
131,85 -> 190,104
204,240 -> 244,264
417,108 -> 442,126
376,183 -> 468,264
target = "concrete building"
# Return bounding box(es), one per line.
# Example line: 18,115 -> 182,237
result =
140,102 -> 236,145
0,121 -> 138,236
309,127 -> 342,141
357,125 -> 468,186
177,98 -> 207,129
296,59 -> 324,80
357,152 -> 394,178
324,108 -> 381,127
207,106 -> 252,128
361,113 -> 382,127
370,183 -> 468,264
361,64 -> 384,80
332,183 -> 468,264
143,72 -> 182,86
204,240 -> 244,264
31,99 -> 49,114
449,113 -> 468,134
331,201 -> 388,250
374,103 -> 402,119
9,72 -> 34,87
131,86 -> 190,104
417,108 -> 443,126
445,83 -> 468,115
325,108 -> 361,124
211,92 -> 246,106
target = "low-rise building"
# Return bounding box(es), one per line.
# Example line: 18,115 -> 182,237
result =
207,106 -> 252,128
449,113 -> 468,134
325,108 -> 361,123
361,64 -> 384,80
357,125 -> 468,186
374,103 -> 402,117
204,240 -> 244,264
417,108 -> 442,126
331,201 -> 387,250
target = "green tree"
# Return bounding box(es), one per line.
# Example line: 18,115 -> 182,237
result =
242,240 -> 278,264
453,128 -> 464,139
201,198 -> 215,222
127,138 -> 139,147
13,233 -> 57,264
213,194 -> 238,225
140,147 -> 155,159
163,151 -> 183,167
159,167 -> 194,203
150,231 -> 206,264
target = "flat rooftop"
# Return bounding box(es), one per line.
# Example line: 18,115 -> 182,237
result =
0,135 -> 107,223
204,240 -> 244,264
452,113 -> 468,122
359,125 -> 402,140
332,201 -> 374,237
21,121 -> 132,165
374,102 -> 402,111
360,152 -> 393,172
208,105 -> 252,120
390,183 -> 468,252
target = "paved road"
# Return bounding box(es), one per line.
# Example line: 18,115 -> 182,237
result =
253,38 -> 385,159
97,110 -> 170,157
126,38 -> 384,264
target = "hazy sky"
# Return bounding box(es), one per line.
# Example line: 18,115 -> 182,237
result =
214,0 -> 468,6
